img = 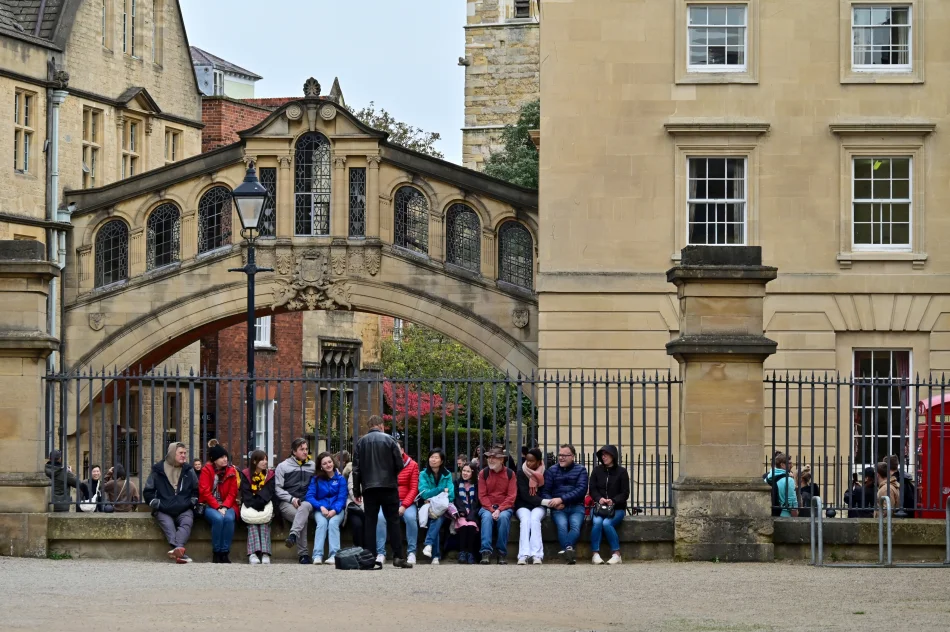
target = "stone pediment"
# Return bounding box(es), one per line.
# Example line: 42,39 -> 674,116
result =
116,87 -> 162,115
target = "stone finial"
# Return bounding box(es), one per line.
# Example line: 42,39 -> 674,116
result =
303,77 -> 322,98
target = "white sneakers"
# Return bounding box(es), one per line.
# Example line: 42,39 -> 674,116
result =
592,553 -> 605,565
422,545 -> 433,559
431,558 -> 439,565
312,557 -> 323,565
407,553 -> 416,565
325,556 -> 335,565
517,556 -> 527,565
533,557 -> 543,565
249,554 -> 261,565
261,554 -> 271,565
376,554 -> 386,565
607,553 -> 622,565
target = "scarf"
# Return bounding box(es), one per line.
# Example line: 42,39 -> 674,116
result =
251,470 -> 267,493
296,458 -> 309,466
458,482 -> 475,509
163,444 -> 183,490
212,466 -> 227,503
522,461 -> 545,495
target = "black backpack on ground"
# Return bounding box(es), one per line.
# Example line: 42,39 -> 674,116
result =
334,547 -> 378,570
769,473 -> 789,517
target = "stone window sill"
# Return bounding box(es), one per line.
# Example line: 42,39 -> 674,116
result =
837,252 -> 927,270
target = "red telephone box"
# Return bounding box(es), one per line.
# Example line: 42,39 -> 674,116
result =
915,395 -> 950,519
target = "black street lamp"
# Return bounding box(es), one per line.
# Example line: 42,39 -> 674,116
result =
229,163 -> 272,461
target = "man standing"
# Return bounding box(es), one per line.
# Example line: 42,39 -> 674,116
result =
542,444 -> 588,564
275,438 -> 316,564
353,415 -> 412,569
143,442 -> 198,563
477,446 -> 517,564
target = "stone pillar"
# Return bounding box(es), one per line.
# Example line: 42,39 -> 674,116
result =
331,155 -> 347,237
0,241 -> 59,557
366,155 -> 381,240
666,246 -> 777,562
276,155 -> 293,238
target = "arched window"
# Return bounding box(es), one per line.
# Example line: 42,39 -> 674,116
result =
197,186 -> 232,253
294,132 -> 331,236
445,203 -> 481,273
94,220 -> 129,288
146,202 -> 180,270
393,187 -> 429,255
498,221 -> 534,289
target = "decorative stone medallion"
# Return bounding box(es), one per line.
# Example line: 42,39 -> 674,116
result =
319,104 -> 337,121
286,104 -> 303,121
512,308 -> 530,329
88,313 -> 105,331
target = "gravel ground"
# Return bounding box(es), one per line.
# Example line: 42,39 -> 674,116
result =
1,557 -> 948,631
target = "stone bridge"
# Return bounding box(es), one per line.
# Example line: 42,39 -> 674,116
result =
62,92 -> 539,377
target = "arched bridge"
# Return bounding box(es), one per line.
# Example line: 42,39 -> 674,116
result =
63,95 -> 539,376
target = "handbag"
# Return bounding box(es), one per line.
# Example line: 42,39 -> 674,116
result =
79,488 -> 100,513
593,501 -> 616,519
427,490 -> 450,519
241,501 -> 274,525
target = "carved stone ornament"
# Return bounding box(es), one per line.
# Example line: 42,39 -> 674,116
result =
319,104 -> 337,121
512,308 -> 530,329
349,250 -> 363,276
331,252 -> 346,276
88,313 -> 105,331
272,249 -> 352,312
275,252 -> 293,276
364,248 -> 381,276
286,104 -> 303,121
303,77 -> 322,98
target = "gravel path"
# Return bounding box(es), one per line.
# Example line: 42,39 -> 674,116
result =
1,557 -> 948,631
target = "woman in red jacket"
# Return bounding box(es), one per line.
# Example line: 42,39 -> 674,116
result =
198,441 -> 239,563
375,442 -> 420,565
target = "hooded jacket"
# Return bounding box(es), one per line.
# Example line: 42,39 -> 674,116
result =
198,462 -> 240,511
143,450 -> 198,517
542,460 -> 589,507
352,428 -> 404,496
304,471 -> 348,514
589,445 -> 630,511
240,468 -> 276,512
765,468 -> 799,517
274,455 -> 316,504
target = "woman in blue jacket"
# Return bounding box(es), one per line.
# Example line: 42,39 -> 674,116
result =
304,452 -> 348,564
418,448 -> 455,565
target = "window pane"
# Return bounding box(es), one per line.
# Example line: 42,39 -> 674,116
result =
708,6 -> 727,25
854,222 -> 872,244
854,179 -> 872,199
872,179 -> 891,199
689,158 -> 707,178
853,8 -> 871,26
708,27 -> 726,45
726,6 -> 745,25
892,178 -> 909,199
891,158 -> 909,178
891,7 -> 910,25
689,6 -> 707,25
689,28 -> 707,45
891,223 -> 909,245
892,203 -> 909,223
689,46 -> 707,65
854,158 -> 873,179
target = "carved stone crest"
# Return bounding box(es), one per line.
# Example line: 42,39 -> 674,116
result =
272,249 -> 352,312
88,313 -> 105,331
331,252 -> 346,276
303,77 -> 322,98
512,308 -> 530,329
286,104 -> 303,121
364,248 -> 381,276
349,250 -> 363,276
319,104 -> 337,121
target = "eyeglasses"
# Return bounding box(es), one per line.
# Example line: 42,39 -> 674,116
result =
558,454 -> 572,459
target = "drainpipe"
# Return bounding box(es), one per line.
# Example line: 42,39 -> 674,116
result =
46,89 -> 68,374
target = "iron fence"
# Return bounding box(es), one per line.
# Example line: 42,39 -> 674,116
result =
766,372 -> 950,518
44,370 -> 679,514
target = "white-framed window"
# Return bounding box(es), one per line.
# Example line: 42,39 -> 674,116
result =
121,118 -> 140,178
13,89 -> 34,173
82,107 -> 102,188
254,315 -> 272,347
687,4 -> 748,71
254,399 -> 276,461
687,156 -> 746,245
392,318 -> 404,343
164,128 -> 180,164
213,70 -> 224,96
852,157 -> 911,250
853,349 -> 911,470
852,5 -> 911,71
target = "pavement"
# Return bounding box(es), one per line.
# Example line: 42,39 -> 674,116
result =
1,557 -> 948,631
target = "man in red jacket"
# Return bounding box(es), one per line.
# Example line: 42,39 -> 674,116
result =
477,446 -> 517,564
376,443 -> 420,565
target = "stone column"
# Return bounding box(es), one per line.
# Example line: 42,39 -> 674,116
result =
276,155 -> 293,238
666,246 -> 777,562
0,241 -> 59,557
331,155 -> 347,237
366,155 -> 381,240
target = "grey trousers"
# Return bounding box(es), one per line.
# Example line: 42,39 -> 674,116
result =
154,510 -> 194,549
278,500 -> 313,556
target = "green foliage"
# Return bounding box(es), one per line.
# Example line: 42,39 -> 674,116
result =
47,550 -> 72,560
351,102 -> 444,159
483,99 -> 540,189
382,323 -> 502,381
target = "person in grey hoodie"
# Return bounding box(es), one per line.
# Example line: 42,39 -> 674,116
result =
275,438 -> 316,564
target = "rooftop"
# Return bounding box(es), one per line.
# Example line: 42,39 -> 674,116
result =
190,46 -> 263,81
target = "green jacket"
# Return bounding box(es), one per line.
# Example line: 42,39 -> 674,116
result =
418,468 -> 455,502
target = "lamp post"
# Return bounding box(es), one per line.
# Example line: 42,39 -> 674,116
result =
228,163 -> 272,461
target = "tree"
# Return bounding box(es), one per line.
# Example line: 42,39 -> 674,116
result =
351,102 -> 444,159
484,99 -> 540,189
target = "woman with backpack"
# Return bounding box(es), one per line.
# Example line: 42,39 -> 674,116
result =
588,445 -> 630,565
516,447 -> 546,565
453,463 -> 480,564
304,452 -> 348,564
240,450 -> 276,565
197,441 -> 240,563
418,448 -> 454,565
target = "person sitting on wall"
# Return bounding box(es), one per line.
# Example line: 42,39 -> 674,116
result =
542,444 -> 589,565
516,448 -> 546,565
198,440 -> 240,564
418,448 -> 454,565
44,449 -> 84,512
588,445 -> 630,565
304,451 -> 348,565
143,442 -> 198,564
275,438 -> 317,565
102,464 -> 140,512
875,461 -> 900,518
241,450 -> 276,564
477,446 -> 517,565
454,463 -> 481,564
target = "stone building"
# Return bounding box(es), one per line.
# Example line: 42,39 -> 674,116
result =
190,46 -> 261,99
462,0 -> 540,170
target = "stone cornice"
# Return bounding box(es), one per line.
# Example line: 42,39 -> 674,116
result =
829,122 -> 936,136
664,121 -> 771,136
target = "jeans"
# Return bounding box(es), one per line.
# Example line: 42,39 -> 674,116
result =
478,508 -> 513,557
590,511 -> 625,553
376,504 -> 418,556
363,488 -> 404,560
154,509 -> 194,549
313,511 -> 344,559
516,507 -> 546,559
551,504 -> 585,549
203,507 -> 236,553
423,514 -> 446,559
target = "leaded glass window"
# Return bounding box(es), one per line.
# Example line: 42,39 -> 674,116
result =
95,220 -> 129,288
197,186 -> 232,253
498,221 -> 533,289
393,187 -> 428,255
146,202 -> 180,271
445,203 -> 481,273
258,167 -> 277,238
294,133 -> 331,236
348,167 -> 366,238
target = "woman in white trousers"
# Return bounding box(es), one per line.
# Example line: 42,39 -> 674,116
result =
515,448 -> 547,564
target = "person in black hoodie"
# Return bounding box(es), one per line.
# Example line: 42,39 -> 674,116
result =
588,445 -> 630,565
143,442 -> 198,564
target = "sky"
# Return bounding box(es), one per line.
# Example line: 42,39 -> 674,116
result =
180,0 -> 468,164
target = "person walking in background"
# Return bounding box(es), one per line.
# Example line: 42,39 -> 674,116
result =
375,442 -> 420,565
588,445 -> 630,565
542,444 -> 588,565
477,446 -> 516,564
240,449 -> 276,565
198,441 -> 239,564
353,415 -> 412,569
144,442 -> 198,564
102,464 -> 139,511
418,447 -> 454,565
305,452 -> 348,565
275,438 -> 316,565
516,448 -> 546,565
453,463 -> 480,564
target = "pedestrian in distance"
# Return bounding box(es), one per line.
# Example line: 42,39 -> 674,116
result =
305,452 -> 348,565
198,440 -> 239,563
240,449 -> 276,565
516,447 -> 547,565
275,438 -> 316,564
143,442 -> 198,564
588,445 -> 630,565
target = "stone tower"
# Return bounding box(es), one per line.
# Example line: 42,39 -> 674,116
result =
462,0 -> 541,170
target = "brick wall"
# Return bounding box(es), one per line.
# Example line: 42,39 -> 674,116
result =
200,97 -> 275,153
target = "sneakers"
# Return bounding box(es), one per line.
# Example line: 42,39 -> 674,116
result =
284,533 -> 297,549
431,558 -> 439,565
592,552 -> 605,565
458,552 -> 469,564
479,550 -> 492,565
299,555 -> 312,565
497,557 -> 508,565
407,553 -> 416,565
533,557 -> 543,565
393,557 -> 413,569
176,554 -> 192,564
261,554 -> 271,565
607,553 -> 622,565
376,554 -> 386,565
422,545 -> 432,559
557,549 -> 566,556
221,552 -> 231,564
517,556 -> 527,565
325,556 -> 335,565
312,556 -> 323,565
565,547 -> 576,565
170,546 -> 186,561
167,549 -> 178,561
249,554 -> 261,565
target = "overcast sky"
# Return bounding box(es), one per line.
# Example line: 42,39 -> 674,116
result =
180,0 -> 467,163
